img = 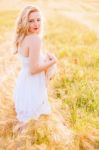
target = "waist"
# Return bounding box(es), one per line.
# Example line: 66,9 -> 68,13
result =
20,68 -> 45,76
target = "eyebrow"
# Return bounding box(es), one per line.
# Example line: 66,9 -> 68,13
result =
28,18 -> 41,21
28,19 -> 34,21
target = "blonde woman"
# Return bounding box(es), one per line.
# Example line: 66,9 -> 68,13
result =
13,5 -> 57,127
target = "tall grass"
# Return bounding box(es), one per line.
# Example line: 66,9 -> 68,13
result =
0,2 -> 99,149
0,10 -> 18,41
45,14 -> 99,149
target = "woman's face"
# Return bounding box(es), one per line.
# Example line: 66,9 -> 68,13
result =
28,11 -> 42,34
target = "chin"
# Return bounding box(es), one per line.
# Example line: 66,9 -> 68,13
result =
36,31 -> 41,35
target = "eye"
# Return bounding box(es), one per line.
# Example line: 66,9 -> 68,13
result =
37,18 -> 41,21
28,19 -> 34,23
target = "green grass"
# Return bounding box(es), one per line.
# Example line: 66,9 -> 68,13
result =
0,6 -> 99,149
45,14 -> 99,131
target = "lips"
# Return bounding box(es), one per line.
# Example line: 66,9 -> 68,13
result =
34,28 -> 38,30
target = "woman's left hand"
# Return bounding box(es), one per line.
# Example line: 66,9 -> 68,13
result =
46,52 -> 57,62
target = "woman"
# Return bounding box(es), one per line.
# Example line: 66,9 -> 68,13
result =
13,5 -> 57,126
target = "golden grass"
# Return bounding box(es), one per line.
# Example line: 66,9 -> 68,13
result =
0,0 -> 99,149
0,10 -> 18,42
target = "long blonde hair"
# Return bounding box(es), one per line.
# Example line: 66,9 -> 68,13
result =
13,5 -> 41,54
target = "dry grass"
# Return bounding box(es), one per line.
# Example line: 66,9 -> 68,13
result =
0,0 -> 99,149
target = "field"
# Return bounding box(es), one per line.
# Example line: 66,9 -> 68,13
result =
0,0 -> 99,149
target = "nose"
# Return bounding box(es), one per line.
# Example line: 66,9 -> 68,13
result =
34,21 -> 39,27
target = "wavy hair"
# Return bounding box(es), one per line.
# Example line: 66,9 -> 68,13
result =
13,5 -> 41,54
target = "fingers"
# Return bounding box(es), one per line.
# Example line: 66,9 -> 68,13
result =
46,53 -> 57,62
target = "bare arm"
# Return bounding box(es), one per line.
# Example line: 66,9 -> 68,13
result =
28,35 -> 56,75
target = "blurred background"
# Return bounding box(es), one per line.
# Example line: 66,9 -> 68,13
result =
0,0 -> 99,150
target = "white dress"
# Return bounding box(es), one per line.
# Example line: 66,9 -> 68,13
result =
13,51 -> 51,123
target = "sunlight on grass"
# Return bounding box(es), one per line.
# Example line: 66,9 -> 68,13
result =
45,13 -> 99,149
0,0 -> 99,149
0,10 -> 18,41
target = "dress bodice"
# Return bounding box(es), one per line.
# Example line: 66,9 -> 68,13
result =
18,51 -> 45,69
19,55 -> 29,68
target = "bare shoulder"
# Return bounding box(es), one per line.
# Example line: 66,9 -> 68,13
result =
26,34 -> 41,44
